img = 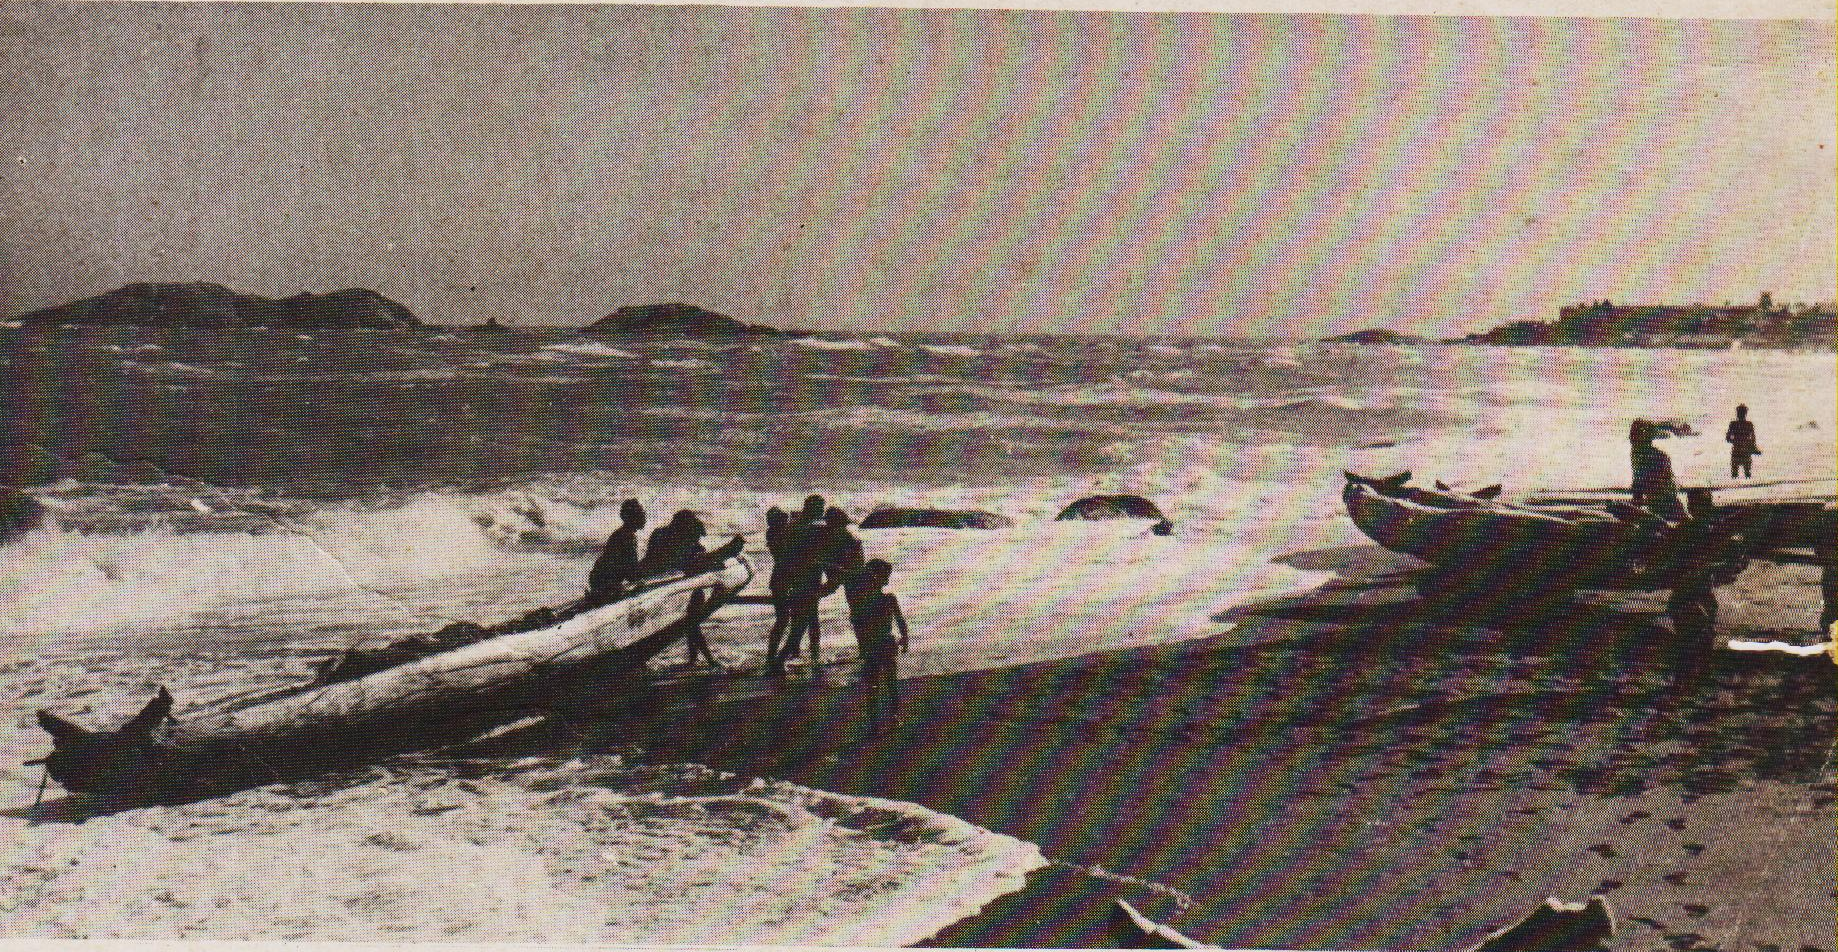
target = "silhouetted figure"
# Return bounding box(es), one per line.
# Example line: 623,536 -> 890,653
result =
641,509 -> 707,577
772,495 -> 830,667
1817,523 -> 1836,637
679,589 -> 721,668
1725,404 -> 1760,479
761,507 -> 793,667
586,499 -> 646,605
847,559 -> 909,730
1664,490 -> 1726,680
816,507 -> 867,597
1628,420 -> 1685,521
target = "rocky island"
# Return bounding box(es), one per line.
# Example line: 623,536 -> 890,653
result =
582,303 -> 780,338
12,283 -> 422,329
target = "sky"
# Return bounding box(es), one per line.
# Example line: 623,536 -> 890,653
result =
0,3 -> 1832,337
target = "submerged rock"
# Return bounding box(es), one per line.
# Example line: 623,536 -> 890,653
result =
1055,494 -> 1166,522
859,507 -> 1014,530
14,282 -> 422,328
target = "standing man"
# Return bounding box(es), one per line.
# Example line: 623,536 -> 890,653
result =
1725,405 -> 1760,479
586,499 -> 645,605
772,495 -> 830,668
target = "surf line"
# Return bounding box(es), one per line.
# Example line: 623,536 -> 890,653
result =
1053,861 -> 1198,910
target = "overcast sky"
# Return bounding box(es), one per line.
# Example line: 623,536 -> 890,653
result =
0,4 -> 1831,336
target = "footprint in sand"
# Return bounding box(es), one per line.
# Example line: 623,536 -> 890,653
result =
1663,871 -> 1689,886
1587,843 -> 1617,858
1595,879 -> 1624,892
1682,843 -> 1705,855
1620,810 -> 1650,824
1682,904 -> 1708,917
1666,817 -> 1688,830
1629,915 -> 1667,930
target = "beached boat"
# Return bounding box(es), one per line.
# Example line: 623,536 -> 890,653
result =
32,556 -> 753,800
1342,474 -> 1674,590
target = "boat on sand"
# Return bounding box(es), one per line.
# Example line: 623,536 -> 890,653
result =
1342,473 -> 1676,591
31,556 -> 752,801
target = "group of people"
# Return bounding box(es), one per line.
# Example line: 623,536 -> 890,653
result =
1628,404 -> 1764,520
585,494 -> 910,726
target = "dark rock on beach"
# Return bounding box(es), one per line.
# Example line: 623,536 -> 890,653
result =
583,303 -> 779,338
859,507 -> 1014,530
13,282 -> 423,328
1056,494 -> 1166,521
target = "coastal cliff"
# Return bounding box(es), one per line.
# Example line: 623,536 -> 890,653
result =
13,283 -> 422,329
1452,296 -> 1835,349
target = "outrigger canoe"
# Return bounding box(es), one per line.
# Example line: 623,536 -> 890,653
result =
32,555 -> 753,801
1342,473 -> 1676,590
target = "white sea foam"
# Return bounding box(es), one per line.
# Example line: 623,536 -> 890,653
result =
649,357 -> 720,372
542,341 -> 638,359
918,343 -> 983,357
0,661 -> 1042,945
794,337 -> 873,351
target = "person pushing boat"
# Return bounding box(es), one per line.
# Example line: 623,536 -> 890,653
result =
586,499 -> 646,606
770,495 -> 830,670
1629,419 -> 1686,521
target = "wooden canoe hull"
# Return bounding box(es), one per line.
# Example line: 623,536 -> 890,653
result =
1343,482 -> 1671,590
37,557 -> 752,799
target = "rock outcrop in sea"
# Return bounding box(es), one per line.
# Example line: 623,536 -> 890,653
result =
859,507 -> 1014,530
13,283 -> 422,329
1055,495 -> 1167,521
583,303 -> 779,338
1321,329 -> 1430,345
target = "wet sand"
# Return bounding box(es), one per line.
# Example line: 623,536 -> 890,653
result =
592,545 -> 1835,950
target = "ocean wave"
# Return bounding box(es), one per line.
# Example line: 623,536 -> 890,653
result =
124,360 -> 219,376
794,337 -> 873,351
649,357 -> 720,373
542,341 -> 639,360
867,336 -> 903,348
802,372 -> 992,386
0,653 -> 1041,946
917,343 -> 983,358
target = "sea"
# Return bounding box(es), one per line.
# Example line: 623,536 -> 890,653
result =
1,324 -> 1833,942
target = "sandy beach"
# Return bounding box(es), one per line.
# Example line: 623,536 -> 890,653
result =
576,544 -> 1836,950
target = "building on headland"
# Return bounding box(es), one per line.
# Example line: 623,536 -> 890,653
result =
1456,293 -> 1836,348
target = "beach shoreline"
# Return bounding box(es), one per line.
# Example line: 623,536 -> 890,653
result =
583,544 -> 1835,950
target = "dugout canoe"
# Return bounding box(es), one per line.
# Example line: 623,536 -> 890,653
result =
31,556 -> 753,800
1342,475 -> 1672,590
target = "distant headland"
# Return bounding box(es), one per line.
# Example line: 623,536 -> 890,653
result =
1328,294 -> 1836,350
12,283 -> 422,329
582,303 -> 782,338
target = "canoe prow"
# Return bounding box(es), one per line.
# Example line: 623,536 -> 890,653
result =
34,556 -> 753,799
